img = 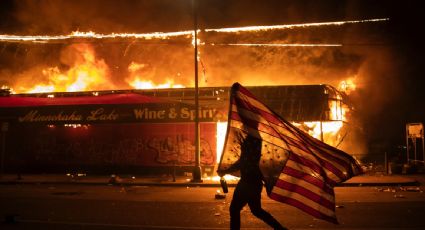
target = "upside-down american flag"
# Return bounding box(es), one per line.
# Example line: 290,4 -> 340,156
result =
218,83 -> 363,223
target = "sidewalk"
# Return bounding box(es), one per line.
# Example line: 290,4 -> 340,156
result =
0,173 -> 422,187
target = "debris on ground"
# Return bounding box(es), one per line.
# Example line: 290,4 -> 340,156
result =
405,187 -> 422,192
215,190 -> 226,199
377,186 -> 425,193
108,174 -> 123,184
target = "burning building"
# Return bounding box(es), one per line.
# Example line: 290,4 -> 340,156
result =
0,18 -> 386,175
0,84 -> 363,175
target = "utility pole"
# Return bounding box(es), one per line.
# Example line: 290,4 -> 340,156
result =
0,122 -> 8,178
191,0 -> 202,182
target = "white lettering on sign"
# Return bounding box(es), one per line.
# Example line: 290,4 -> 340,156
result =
86,108 -> 119,121
133,108 -> 166,120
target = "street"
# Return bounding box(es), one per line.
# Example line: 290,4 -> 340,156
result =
1,183 -> 425,229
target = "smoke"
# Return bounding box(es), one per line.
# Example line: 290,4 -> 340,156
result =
0,5 -> 397,116
1,0 -> 417,149
0,0 -> 395,91
9,0 -> 192,34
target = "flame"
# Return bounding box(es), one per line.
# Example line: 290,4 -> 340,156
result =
2,19 -> 385,94
216,122 -> 228,163
204,174 -> 240,182
13,45 -> 188,94
339,77 -> 357,94
26,85 -> 55,94
205,18 -> 389,33
293,91 -> 350,145
129,79 -> 184,89
18,44 -> 112,94
293,121 -> 344,145
329,99 -> 346,121
212,43 -> 342,47
126,61 -> 184,89
0,18 -> 389,43
0,30 -> 192,43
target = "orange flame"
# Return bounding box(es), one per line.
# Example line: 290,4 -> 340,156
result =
18,44 -> 113,93
126,62 -> 184,89
0,18 -> 389,43
339,77 -> 357,95
293,121 -> 344,146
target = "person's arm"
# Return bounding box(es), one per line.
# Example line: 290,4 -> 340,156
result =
217,159 -> 241,176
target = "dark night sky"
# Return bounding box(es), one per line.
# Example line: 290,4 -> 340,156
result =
0,0 -> 424,152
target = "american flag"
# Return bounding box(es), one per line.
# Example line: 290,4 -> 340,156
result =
218,83 -> 363,223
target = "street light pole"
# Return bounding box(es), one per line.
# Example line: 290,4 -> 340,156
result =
191,0 -> 202,182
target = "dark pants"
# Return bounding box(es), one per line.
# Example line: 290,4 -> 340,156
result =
229,180 -> 286,230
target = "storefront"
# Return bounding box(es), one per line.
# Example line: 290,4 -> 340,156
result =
0,93 -> 220,174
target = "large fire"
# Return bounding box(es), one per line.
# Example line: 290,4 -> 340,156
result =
17,44 -> 112,93
9,44 -> 187,93
0,19 -> 368,166
5,44 -> 355,155
1,18 -> 380,94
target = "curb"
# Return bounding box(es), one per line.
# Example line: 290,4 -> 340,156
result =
338,181 -> 420,187
0,178 -> 420,187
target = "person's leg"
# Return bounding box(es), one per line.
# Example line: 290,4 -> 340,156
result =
248,186 -> 287,230
230,183 -> 247,230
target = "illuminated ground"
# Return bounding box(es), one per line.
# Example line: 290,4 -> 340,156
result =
1,182 -> 425,229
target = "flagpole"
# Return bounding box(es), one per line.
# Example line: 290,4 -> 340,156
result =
191,0 -> 202,182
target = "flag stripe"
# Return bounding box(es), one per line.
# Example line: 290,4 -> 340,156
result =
297,131 -> 355,171
289,144 -> 346,182
281,165 -> 334,195
270,186 -> 335,217
277,174 -> 334,206
269,192 -> 338,224
288,151 -> 339,186
231,107 -> 308,149
274,179 -> 335,210
229,120 -> 288,148
230,111 -> 283,140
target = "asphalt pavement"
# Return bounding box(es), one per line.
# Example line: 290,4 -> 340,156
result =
0,172 -> 422,187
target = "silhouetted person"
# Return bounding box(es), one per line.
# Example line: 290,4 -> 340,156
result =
218,134 -> 287,230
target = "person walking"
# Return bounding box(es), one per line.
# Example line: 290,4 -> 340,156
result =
218,134 -> 287,230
